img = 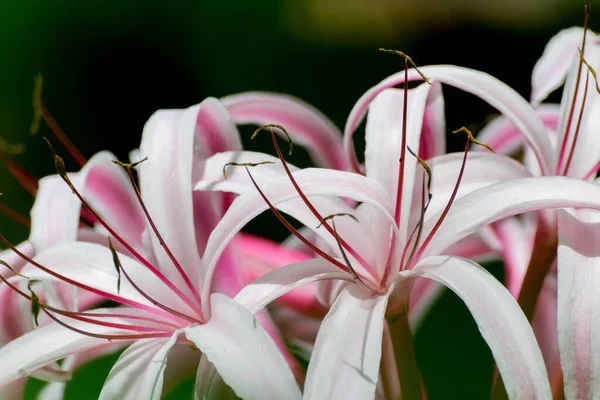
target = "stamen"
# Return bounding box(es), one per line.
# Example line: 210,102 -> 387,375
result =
578,48 -> 600,94
112,158 -> 203,308
330,219 -> 373,293
582,158 -> 600,180
378,49 -> 432,84
0,259 -> 29,278
243,167 -> 357,275
394,58 -> 410,229
251,124 -> 294,155
223,161 -> 274,178
452,127 -> 495,153
252,125 -> 378,279
407,146 -> 432,209
107,237 -> 122,294
316,213 -> 358,228
562,72 -> 590,176
0,232 -> 190,324
42,139 -> 201,315
556,7 -> 590,174
28,280 -> 41,326
403,178 -> 428,270
412,130 -> 471,262
31,74 -> 87,168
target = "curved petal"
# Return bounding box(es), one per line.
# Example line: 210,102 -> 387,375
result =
344,65 -> 555,175
419,82 -> 446,159
409,256 -> 550,398
184,294 -> 301,400
364,84 -> 433,246
475,104 -> 561,155
420,176 -> 600,259
303,285 -> 390,400
20,242 -> 198,319
234,259 -> 350,315
139,98 -> 240,293
531,27 -> 589,105
201,167 -> 396,313
30,151 -> 145,253
0,310 -> 135,388
221,92 -> 348,170
413,152 -> 533,229
99,333 -> 179,400
194,355 -> 237,400
556,209 -> 600,398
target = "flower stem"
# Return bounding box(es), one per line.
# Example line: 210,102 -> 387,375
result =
387,313 -> 422,400
516,220 -> 558,321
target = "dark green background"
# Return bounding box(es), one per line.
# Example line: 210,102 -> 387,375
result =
0,0 -> 591,398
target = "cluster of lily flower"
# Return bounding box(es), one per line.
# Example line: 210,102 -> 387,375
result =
0,20 -> 599,400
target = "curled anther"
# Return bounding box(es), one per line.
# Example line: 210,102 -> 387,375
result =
406,146 -> 432,201
379,48 -> 431,85
30,73 -> 44,135
112,157 -> 148,169
452,126 -> 495,153
0,259 -> 29,279
251,124 -> 294,155
28,280 -> 41,327
107,237 -> 122,294
222,161 -> 275,178
578,48 -> 600,95
316,213 -> 358,228
43,137 -> 75,193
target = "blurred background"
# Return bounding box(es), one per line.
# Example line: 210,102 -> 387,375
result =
0,0 -> 595,398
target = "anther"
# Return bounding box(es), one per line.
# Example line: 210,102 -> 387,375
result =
378,49 -> 431,85
222,161 -> 275,178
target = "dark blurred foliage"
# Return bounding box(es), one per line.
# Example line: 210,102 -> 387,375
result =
0,0 -> 594,398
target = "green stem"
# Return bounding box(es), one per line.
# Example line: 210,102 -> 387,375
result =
387,313 -> 422,400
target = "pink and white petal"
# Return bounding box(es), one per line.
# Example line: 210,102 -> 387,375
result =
0,311 -> 135,388
303,286 -> 390,400
20,242 -> 198,319
194,355 -> 238,400
420,176 -> 600,260
411,152 -> 532,231
221,92 -> 347,170
233,234 -> 322,316
408,256 -> 551,398
345,65 -> 555,175
492,217 -> 535,297
475,104 -> 561,155
531,27 -> 589,105
419,82 -> 446,159
99,333 -> 179,400
201,168 -> 396,311
196,151 -> 297,195
234,259 -> 350,315
197,152 -> 379,270
30,152 -> 145,253
532,272 -> 559,375
184,294 -> 301,400
0,379 -> 25,400
556,209 -> 600,398
364,85 -> 432,247
139,98 -> 240,292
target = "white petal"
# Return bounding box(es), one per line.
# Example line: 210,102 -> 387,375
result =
557,209 -> 600,398
303,285 -> 390,400
531,27 -> 590,105
421,176 -> 600,259
184,294 -> 301,400
99,333 -> 178,400
345,65 -> 555,175
234,259 -> 350,314
221,91 -> 347,170
409,256 -> 551,398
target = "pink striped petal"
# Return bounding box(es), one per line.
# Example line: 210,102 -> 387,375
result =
222,92 -> 348,170
556,209 -> 600,398
345,65 -> 555,175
